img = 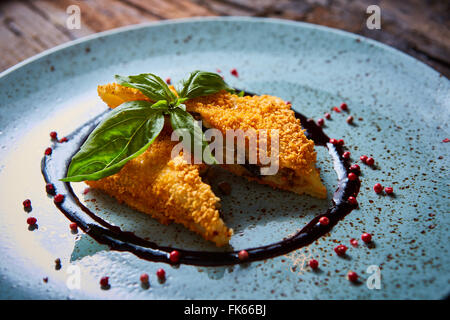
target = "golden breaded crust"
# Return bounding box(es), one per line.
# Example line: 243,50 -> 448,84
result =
86,129 -> 233,246
185,92 -> 317,178
97,83 -> 150,108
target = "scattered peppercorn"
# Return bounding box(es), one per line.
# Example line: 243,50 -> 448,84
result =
347,271 -> 358,282
385,187 -> 394,194
45,183 -> 55,195
23,199 -> 31,210
346,116 -> 354,124
238,250 -> 249,261
337,139 -> 344,146
230,68 -> 238,77
324,113 -> 331,119
319,216 -> 330,226
69,222 -> 78,231
348,172 -> 357,181
100,276 -> 109,287
216,68 -> 221,73
340,103 -> 348,111
348,196 -> 358,206
350,164 -> 360,172
140,273 -> 149,283
169,250 -> 180,263
360,155 -> 368,162
334,244 -> 348,256
165,77 -> 171,85
329,138 -> 338,145
156,268 -> 166,280
45,147 -> 52,156
365,157 -> 375,166
361,233 -> 372,243
317,118 -> 324,127
373,183 -> 383,194
50,131 -> 57,140
54,194 -> 65,204
350,238 -> 358,247
343,151 -> 351,159
308,259 -> 319,269
333,106 -> 341,113
27,217 -> 37,225
59,137 -> 68,143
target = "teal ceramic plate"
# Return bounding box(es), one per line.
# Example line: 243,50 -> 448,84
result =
0,17 -> 448,299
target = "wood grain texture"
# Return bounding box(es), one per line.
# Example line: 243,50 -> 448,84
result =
0,0 -> 449,77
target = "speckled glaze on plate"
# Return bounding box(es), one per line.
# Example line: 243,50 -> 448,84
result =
0,17 -> 448,300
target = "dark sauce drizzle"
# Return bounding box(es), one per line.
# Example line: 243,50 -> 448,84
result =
41,92 -> 360,266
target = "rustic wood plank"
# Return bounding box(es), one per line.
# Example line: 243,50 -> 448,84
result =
0,1 -> 73,71
121,0 -> 215,19
0,0 -> 449,77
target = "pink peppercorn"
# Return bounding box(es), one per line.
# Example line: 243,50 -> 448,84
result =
238,250 -> 249,261
27,217 -> 37,225
373,183 -> 383,194
324,113 -> 331,119
169,250 -> 180,263
340,103 -> 348,111
348,172 -> 357,181
317,118 -> 324,126
350,164 -> 360,172
348,196 -> 358,206
347,271 -> 358,282
69,223 -> 78,231
165,77 -> 171,85
360,155 -> 368,163
350,238 -> 358,247
343,151 -> 351,159
385,187 -> 394,194
59,137 -> 68,143
334,245 -> 348,256
230,68 -> 239,77
140,273 -> 149,283
309,259 -> 319,269
366,157 -> 375,166
23,199 -> 31,209
329,138 -> 338,145
346,116 -> 354,124
319,216 -> 330,226
45,183 -> 55,194
333,106 -> 341,113
50,131 -> 57,140
45,147 -> 52,156
54,194 -> 65,204
156,268 -> 166,280
361,233 -> 372,243
337,139 -> 344,146
100,276 -> 109,287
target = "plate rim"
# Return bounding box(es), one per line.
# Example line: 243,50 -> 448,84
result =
0,16 -> 446,81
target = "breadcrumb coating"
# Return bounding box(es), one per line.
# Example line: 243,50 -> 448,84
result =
97,83 -> 326,199
185,92 -> 317,178
86,128 -> 233,246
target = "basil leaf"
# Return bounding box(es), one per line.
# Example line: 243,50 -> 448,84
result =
61,101 -> 165,182
169,108 -> 216,164
178,70 -> 234,99
115,73 -> 177,103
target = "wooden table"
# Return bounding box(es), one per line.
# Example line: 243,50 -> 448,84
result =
1,0 -> 449,77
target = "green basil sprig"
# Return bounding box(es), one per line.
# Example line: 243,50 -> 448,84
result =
62,71 -> 233,182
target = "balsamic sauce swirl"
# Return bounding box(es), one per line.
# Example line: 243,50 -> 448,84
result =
41,94 -> 360,266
